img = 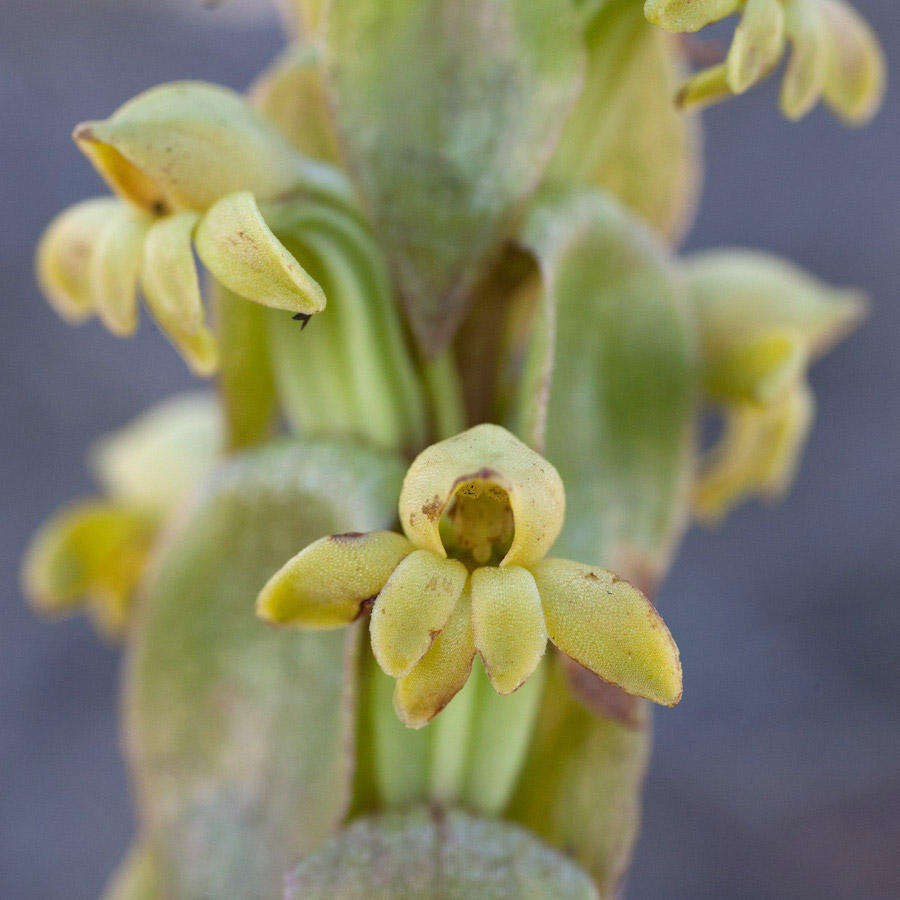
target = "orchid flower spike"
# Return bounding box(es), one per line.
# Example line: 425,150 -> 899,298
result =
258,425 -> 683,728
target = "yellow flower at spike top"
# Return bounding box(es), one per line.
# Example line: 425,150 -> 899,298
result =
258,425 -> 683,728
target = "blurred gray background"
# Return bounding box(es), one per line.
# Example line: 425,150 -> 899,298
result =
1,1 -> 897,896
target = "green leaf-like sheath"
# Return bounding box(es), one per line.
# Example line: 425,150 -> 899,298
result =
286,806 -> 598,898
325,0 -> 584,353
124,439 -> 405,898
512,188 -> 699,584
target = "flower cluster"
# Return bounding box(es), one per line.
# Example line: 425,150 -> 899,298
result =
258,425 -> 682,728
645,0 -> 884,123
36,82 -> 347,373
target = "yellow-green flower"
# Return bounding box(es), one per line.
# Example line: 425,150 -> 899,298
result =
36,82 -> 342,374
258,425 -> 682,728
22,394 -> 222,638
646,0 -> 884,124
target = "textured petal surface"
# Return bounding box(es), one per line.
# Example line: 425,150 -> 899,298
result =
370,550 -> 467,678
72,80 -> 341,213
394,586 -> 476,729
470,566 -> 547,694
399,424 -> 564,569
644,0 -> 740,33
532,558 -> 682,706
195,191 -> 326,314
257,531 -> 415,629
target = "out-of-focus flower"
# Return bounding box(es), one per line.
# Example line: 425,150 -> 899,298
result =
258,425 -> 682,728
21,394 -> 222,637
687,250 -> 864,520
646,0 -> 884,123
36,82 -> 351,374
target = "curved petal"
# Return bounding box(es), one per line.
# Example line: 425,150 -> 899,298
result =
644,0 -> 740,34
257,531 -> 415,629
195,191 -> 326,314
532,558 -> 682,707
35,198 -> 119,322
71,81 -> 320,213
90,202 -> 151,336
726,0 -> 785,95
141,211 -> 218,375
399,424 -> 564,568
394,585 -> 475,729
780,0 -> 828,120
370,550 -> 467,678
470,566 -> 547,695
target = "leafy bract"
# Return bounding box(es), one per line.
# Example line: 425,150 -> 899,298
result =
324,0 -> 584,353
286,806 -> 598,898
547,0 -> 701,243
124,439 -> 405,898
511,188 -> 698,584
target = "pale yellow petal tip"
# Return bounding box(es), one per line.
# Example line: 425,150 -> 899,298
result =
393,586 -> 475,728
195,191 -> 326,314
471,565 -> 547,695
257,531 -> 414,629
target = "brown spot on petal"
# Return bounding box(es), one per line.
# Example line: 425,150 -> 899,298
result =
353,596 -> 377,620
421,496 -> 444,522
330,531 -> 366,542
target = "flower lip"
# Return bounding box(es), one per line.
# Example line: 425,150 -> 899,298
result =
399,424 -> 565,569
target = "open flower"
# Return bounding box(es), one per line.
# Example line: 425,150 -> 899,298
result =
645,0 -> 884,124
258,424 -> 683,728
36,82 -> 349,373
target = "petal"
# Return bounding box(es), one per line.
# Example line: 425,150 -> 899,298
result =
780,0 -> 828,120
399,424 -> 564,568
194,191 -> 326,314
370,550 -> 468,677
532,558 -> 682,706
819,0 -> 885,125
71,81 -> 319,213
257,531 -> 415,629
726,0 -> 786,95
644,0 -> 740,34
35,198 -> 119,322
21,500 -> 156,638
470,566 -> 547,694
393,585 -> 475,729
141,211 -> 218,376
694,383 -> 814,521
89,202 -> 151,336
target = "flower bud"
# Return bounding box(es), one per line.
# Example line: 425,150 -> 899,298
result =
644,0 -> 740,33
194,191 -> 326,314
35,198 -> 119,322
726,0 -> 786,95
72,81 -> 344,214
